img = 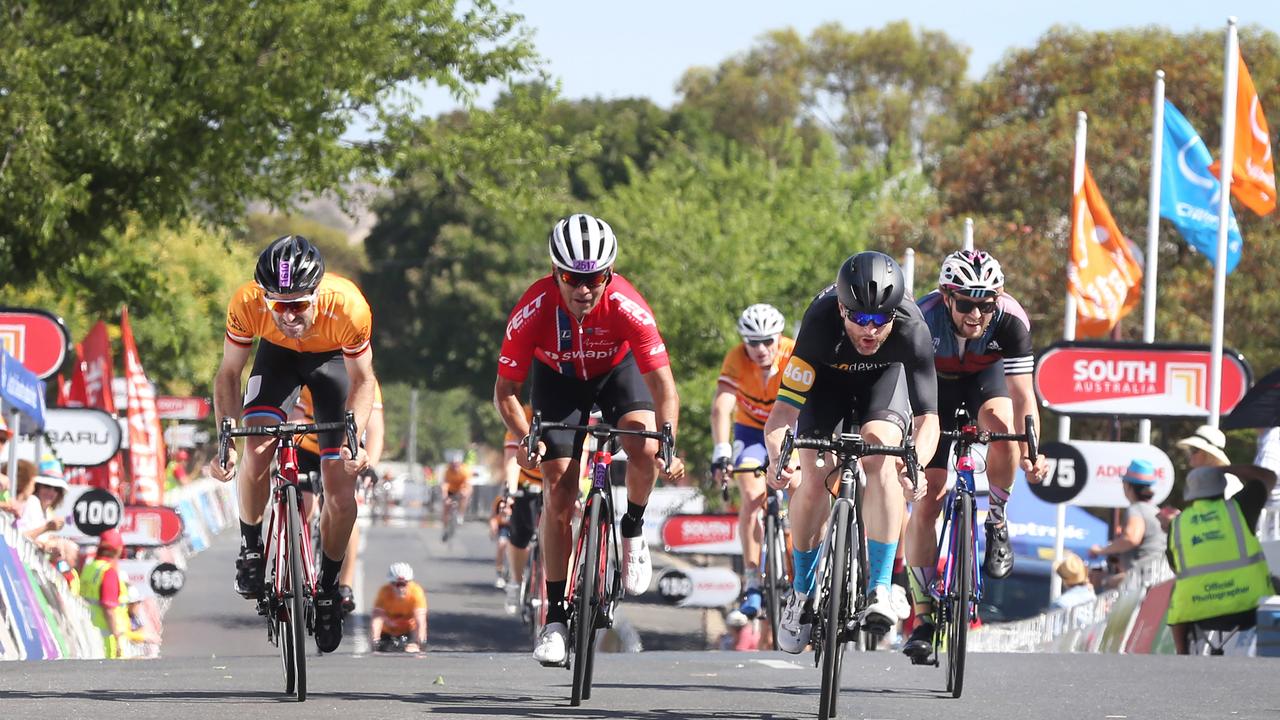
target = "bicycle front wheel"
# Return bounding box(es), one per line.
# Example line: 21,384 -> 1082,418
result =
763,514 -> 785,650
570,497 -> 603,707
819,502 -> 852,720
284,484 -> 309,702
945,492 -> 973,699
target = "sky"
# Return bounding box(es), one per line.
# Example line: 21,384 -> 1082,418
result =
406,0 -> 1280,116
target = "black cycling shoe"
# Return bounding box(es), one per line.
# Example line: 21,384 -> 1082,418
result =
983,522 -> 1014,579
234,545 -> 265,599
902,622 -> 936,664
314,588 -> 345,653
338,584 -> 356,615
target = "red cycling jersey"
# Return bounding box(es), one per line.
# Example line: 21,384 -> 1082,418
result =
498,274 -> 669,382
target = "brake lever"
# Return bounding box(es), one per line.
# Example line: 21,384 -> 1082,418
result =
219,417 -> 232,470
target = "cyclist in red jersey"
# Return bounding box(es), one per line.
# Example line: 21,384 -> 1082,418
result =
494,213 -> 685,667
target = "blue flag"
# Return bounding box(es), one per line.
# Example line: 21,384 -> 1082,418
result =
1160,100 -> 1243,273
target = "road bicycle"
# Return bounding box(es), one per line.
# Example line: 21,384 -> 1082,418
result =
526,412 -> 674,707
219,412 -> 358,702
777,428 -> 919,720
927,408 -> 1037,698
715,462 -> 793,649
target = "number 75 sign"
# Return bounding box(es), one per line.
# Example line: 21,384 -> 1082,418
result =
1028,440 -> 1174,507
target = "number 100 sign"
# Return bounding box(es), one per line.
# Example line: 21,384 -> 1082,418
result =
71,488 -> 123,535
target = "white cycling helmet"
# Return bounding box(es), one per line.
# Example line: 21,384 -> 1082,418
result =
938,249 -> 1004,298
736,304 -> 786,341
548,213 -> 618,273
388,562 -> 414,583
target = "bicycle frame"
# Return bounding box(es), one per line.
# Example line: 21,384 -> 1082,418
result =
263,438 -> 318,624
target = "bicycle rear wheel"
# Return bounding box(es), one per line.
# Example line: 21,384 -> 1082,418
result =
523,537 -> 546,641
284,484 -> 309,702
945,492 -> 973,699
819,502 -> 852,720
570,496 -> 603,707
763,513 -> 785,650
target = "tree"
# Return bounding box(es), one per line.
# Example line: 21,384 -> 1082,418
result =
0,0 -> 533,287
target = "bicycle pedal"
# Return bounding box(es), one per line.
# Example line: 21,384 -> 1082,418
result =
909,652 -> 936,666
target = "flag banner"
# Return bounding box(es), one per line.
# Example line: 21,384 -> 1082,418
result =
1069,164 -> 1143,337
1161,100 -> 1245,273
121,308 -> 165,506
1209,50 -> 1276,216
79,323 -> 122,494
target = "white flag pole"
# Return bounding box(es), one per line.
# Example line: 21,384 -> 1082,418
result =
1053,111 -> 1089,600
963,217 -> 974,251
903,248 -> 916,297
1210,18 -> 1239,430
1140,71 -> 1166,446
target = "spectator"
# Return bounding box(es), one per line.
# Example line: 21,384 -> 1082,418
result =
719,609 -> 761,651
165,448 -> 192,492
0,459 -> 36,519
370,562 -> 428,652
28,455 -> 79,568
1050,552 -> 1096,610
0,414 -> 11,500
80,529 -> 130,658
1166,464 -> 1276,654
1089,459 -> 1167,588
1252,427 -> 1280,538
1176,424 -> 1230,469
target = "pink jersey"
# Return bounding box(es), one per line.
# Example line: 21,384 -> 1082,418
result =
498,274 -> 670,382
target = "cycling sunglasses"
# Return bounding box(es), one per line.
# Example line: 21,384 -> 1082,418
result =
843,307 -> 894,328
265,293 -> 317,314
950,295 -> 998,315
745,337 -> 776,347
557,268 -> 612,289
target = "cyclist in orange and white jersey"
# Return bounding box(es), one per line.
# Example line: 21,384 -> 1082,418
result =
710,304 -> 794,620
209,235 -> 374,654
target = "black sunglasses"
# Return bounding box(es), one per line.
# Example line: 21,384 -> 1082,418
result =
557,268 -> 612,289
950,295 -> 998,315
745,337 -> 776,347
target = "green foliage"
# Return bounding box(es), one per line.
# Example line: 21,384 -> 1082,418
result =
0,220 -> 256,395
243,212 -> 368,279
0,0 -> 533,287
378,382 -> 503,464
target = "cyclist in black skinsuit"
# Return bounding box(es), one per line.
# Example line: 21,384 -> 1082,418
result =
764,251 -> 940,654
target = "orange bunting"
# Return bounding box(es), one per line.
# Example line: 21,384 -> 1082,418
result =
1209,49 -> 1275,216
1069,165 -> 1143,338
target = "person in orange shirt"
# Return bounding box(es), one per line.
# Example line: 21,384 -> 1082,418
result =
209,235 -> 374,654
370,562 -> 428,652
441,451 -> 472,540
710,304 -> 795,620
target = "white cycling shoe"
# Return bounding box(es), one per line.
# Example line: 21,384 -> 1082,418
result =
533,622 -> 568,666
777,590 -> 812,654
862,585 -> 899,634
622,535 -> 652,595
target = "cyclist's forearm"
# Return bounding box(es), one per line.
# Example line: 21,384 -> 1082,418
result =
213,369 -> 242,426
643,366 -> 680,438
710,387 -> 737,448
493,378 -> 528,438
1009,375 -> 1041,454
364,407 -> 385,466
345,369 -> 376,437
912,413 -> 940,468
416,609 -> 428,643
763,402 -> 800,467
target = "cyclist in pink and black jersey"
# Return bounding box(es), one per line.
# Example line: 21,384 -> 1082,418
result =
902,249 -> 1049,663
493,213 -> 686,667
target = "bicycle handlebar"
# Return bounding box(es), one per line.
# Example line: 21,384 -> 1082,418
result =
218,411 -> 359,470
776,428 -> 919,492
940,414 -> 1039,461
526,412 -> 675,470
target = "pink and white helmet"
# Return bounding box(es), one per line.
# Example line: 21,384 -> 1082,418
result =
938,250 -> 1004,298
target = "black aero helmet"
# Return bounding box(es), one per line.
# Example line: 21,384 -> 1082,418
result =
254,235 -> 325,295
836,251 -> 905,314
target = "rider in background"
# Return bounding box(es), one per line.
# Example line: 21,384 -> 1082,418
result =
501,403 -> 545,613
710,303 -> 794,621
442,450 -> 472,535
209,235 -> 373,653
490,490 -> 514,588
493,213 -> 685,666
904,249 -> 1048,662
765,251 -> 938,654
370,562 -> 429,653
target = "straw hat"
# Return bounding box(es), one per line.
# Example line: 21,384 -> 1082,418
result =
1053,552 -> 1088,587
1176,425 -> 1229,466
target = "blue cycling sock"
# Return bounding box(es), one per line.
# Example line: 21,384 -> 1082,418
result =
792,548 -> 821,596
866,540 -> 897,593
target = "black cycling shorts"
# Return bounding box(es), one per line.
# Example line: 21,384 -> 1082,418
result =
243,340 -> 350,459
296,447 -> 321,493
796,362 -> 913,440
508,488 -> 543,550
928,361 -> 1009,470
530,352 -> 654,461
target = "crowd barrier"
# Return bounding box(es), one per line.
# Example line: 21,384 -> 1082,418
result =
0,478 -> 236,661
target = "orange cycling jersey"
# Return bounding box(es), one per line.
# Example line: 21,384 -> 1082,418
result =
443,464 -> 471,493
717,336 -> 796,429
225,273 -> 372,357
294,382 -> 383,456
373,581 -> 427,635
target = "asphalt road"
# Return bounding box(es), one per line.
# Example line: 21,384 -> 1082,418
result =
4,508 -> 1278,719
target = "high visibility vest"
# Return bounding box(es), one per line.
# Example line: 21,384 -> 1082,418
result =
79,558 -> 130,658
1167,498 -> 1271,624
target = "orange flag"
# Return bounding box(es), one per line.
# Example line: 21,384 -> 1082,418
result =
1068,165 -> 1142,338
1210,49 -> 1276,216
